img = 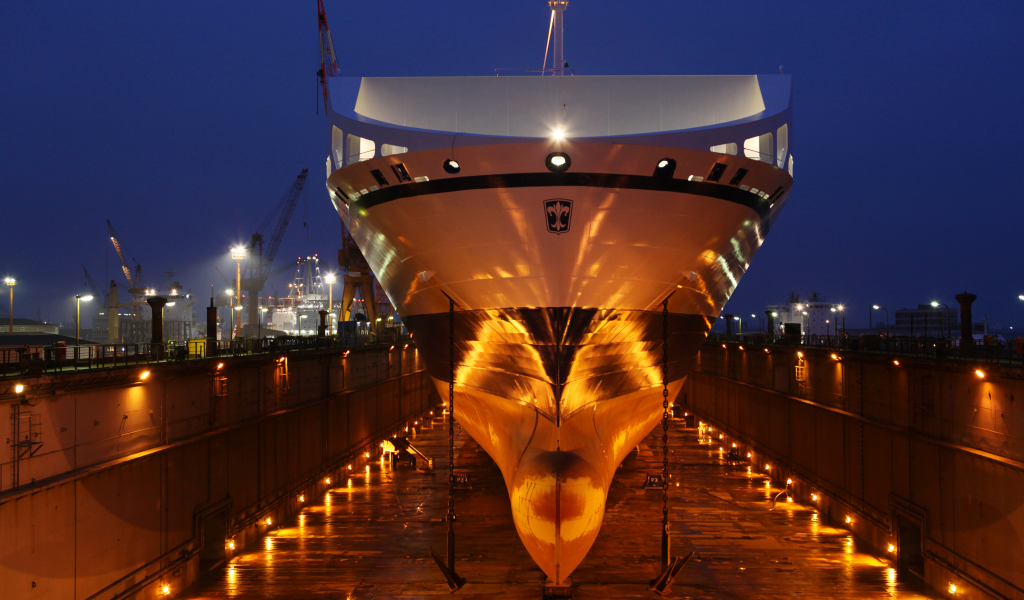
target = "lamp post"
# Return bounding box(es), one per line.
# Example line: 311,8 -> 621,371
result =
324,274 -> 336,334
733,315 -> 742,335
4,277 -> 15,333
873,305 -> 890,341
231,305 -> 242,343
299,314 -> 308,335
751,314 -> 763,333
837,305 -> 845,336
224,289 -> 234,340
230,246 -> 247,338
259,307 -> 268,339
931,301 -> 951,339
75,294 -> 94,347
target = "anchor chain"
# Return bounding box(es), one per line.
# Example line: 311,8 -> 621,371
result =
448,298 -> 456,525
429,296 -> 465,591
661,297 -> 671,569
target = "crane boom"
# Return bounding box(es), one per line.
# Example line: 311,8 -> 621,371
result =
317,0 -> 339,107
106,220 -> 133,285
81,264 -> 100,297
262,169 -> 308,280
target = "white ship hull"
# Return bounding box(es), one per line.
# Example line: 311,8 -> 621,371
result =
323,75 -> 793,583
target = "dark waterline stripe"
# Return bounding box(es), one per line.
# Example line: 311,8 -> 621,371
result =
352,172 -> 772,217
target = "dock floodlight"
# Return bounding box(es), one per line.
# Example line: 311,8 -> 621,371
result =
15,384 -> 25,393
230,246 -> 247,260
443,159 -> 461,174
653,158 -> 676,178
552,128 -> 565,140
545,152 -> 571,173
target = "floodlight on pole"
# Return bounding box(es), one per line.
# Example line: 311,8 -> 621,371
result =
931,301 -> 952,339
3,276 -> 14,331
230,246 -> 246,339
324,274 -> 336,334
873,305 -> 890,340
75,294 -> 93,347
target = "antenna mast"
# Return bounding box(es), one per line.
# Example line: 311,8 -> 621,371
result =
548,1 -> 568,75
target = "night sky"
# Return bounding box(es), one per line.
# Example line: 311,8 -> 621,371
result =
2,1 -> 1022,331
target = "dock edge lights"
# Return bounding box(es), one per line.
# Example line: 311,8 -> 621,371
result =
442,159 -> 461,174
545,152 -> 571,173
975,369 -> 986,378
140,371 -> 151,381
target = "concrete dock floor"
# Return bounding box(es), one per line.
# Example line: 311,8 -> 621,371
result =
181,412 -> 940,599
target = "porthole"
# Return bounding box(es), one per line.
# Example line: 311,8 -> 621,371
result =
653,158 -> 676,179
443,159 -> 461,174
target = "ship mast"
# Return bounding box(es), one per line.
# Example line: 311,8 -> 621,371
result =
548,1 -> 568,75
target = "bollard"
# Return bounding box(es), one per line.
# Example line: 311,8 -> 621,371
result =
147,296 -> 168,358
954,292 -> 976,357
318,310 -> 328,338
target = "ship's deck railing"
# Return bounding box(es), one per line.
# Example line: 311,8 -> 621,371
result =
0,327 -> 411,378
706,332 -> 1024,366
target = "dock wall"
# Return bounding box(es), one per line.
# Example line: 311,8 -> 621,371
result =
0,345 -> 438,600
682,342 -> 1024,600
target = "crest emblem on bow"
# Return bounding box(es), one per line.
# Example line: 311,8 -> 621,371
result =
544,199 -> 572,234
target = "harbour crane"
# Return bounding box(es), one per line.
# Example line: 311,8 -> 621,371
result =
81,264 -> 100,298
240,169 -> 309,333
106,220 -> 147,321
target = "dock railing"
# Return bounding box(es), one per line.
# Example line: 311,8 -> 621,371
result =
0,329 -> 412,378
708,331 -> 1024,365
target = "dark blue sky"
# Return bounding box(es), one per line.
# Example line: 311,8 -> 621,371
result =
2,1 -> 1022,329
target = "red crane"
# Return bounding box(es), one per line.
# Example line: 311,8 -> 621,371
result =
317,0 -> 339,109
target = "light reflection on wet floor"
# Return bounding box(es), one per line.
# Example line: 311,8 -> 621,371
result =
182,414 -> 940,599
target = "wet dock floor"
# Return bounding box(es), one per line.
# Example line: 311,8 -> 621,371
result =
182,412 -> 940,599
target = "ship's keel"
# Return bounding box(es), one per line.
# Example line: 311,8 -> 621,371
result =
437,378 -> 683,584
